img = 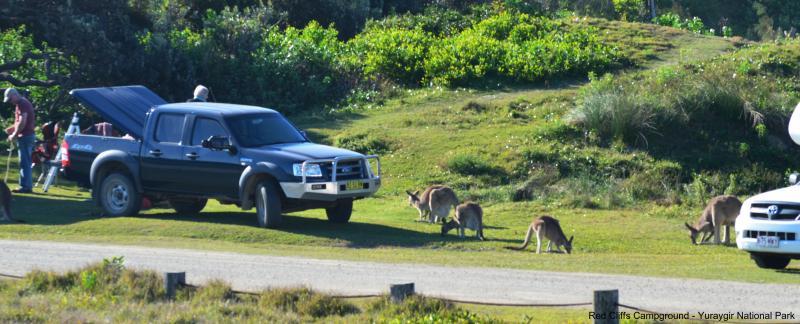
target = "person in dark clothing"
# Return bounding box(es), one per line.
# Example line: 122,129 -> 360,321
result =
4,88 -> 35,193
187,85 -> 209,102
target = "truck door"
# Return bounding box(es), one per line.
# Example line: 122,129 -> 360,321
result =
141,113 -> 191,193
182,116 -> 243,197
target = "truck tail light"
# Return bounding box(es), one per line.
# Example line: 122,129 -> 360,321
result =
61,140 -> 70,168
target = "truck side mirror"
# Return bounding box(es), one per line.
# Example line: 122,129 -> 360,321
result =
202,135 -> 236,154
790,172 -> 799,185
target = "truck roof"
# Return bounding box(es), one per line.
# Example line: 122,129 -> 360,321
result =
71,85 -> 278,138
157,102 -> 279,116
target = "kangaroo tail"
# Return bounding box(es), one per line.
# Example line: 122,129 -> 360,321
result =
505,224 -> 534,250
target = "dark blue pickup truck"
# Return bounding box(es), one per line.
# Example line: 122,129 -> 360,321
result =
62,86 -> 381,227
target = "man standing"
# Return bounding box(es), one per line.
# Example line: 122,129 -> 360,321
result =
4,88 -> 35,193
187,85 -> 209,102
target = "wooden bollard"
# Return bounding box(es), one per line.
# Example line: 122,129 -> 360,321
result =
593,289 -> 619,324
164,272 -> 186,300
390,283 -> 415,303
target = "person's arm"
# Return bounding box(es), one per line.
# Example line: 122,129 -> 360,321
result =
8,112 -> 26,140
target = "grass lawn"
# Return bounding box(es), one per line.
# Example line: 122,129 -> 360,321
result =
0,30 -> 789,285
2,82 -> 798,285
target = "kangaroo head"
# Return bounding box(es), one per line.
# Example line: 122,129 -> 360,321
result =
406,190 -> 420,207
441,220 -> 458,236
564,235 -> 574,254
685,222 -> 700,245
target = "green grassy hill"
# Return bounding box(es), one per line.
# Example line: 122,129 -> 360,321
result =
5,19 -> 799,288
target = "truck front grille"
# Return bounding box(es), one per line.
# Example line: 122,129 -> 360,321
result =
743,230 -> 797,241
750,202 -> 800,221
322,159 -> 364,181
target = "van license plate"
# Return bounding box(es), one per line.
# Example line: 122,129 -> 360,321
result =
345,181 -> 363,191
756,236 -> 779,248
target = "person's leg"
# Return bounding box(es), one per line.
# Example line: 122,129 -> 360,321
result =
17,135 -> 34,191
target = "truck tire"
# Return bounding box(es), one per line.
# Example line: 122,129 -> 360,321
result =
255,181 -> 282,228
169,198 -> 208,215
326,198 -> 353,223
750,253 -> 791,269
99,172 -> 142,217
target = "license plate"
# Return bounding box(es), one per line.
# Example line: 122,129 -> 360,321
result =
345,180 -> 363,191
757,236 -> 780,248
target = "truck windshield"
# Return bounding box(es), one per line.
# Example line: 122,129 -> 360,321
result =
225,113 -> 307,147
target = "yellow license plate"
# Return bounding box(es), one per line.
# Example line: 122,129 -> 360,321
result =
345,180 -> 363,191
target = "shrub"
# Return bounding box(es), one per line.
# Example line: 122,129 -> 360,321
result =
334,133 -> 393,155
192,280 -> 237,303
22,270 -> 78,294
613,0 -> 646,22
570,41 -> 800,150
349,27 -> 433,85
444,154 -> 502,177
424,28 -> 509,86
621,161 -> 683,202
461,101 -> 488,113
653,12 -> 682,28
260,287 -> 358,318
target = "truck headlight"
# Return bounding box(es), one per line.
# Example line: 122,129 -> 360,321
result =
293,163 -> 322,177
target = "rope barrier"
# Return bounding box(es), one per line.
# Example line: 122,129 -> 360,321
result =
1,271 -> 793,323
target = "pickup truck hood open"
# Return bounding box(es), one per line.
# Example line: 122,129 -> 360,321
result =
70,86 -> 167,139
244,142 -> 362,161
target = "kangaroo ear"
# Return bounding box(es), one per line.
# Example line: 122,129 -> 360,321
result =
569,236 -> 574,243
684,222 -> 694,231
413,191 -> 419,196
406,190 -> 414,197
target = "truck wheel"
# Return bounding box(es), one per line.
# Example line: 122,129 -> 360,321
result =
326,199 -> 353,224
99,172 -> 141,217
255,181 -> 282,228
751,253 -> 791,269
169,198 -> 208,215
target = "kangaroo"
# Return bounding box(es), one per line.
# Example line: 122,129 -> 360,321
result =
428,187 -> 459,223
0,180 -> 17,222
685,195 -> 741,245
406,185 -> 443,222
441,202 -> 484,240
506,215 -> 573,254
407,185 -> 458,223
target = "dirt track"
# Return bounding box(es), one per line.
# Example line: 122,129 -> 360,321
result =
1,240 -> 798,314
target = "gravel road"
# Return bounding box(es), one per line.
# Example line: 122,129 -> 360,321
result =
1,240 -> 798,314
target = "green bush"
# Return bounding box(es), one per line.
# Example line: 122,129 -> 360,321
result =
424,28 -> 509,86
334,133 -> 393,155
613,0 -> 646,22
570,41 -> 800,149
260,287 -> 358,318
444,154 -> 502,177
622,160 -> 683,202
349,27 -> 433,85
653,12 -> 682,28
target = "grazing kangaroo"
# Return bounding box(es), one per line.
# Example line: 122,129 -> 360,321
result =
0,180 -> 17,222
407,185 -> 443,222
407,185 -> 458,223
428,187 -> 459,223
441,202 -> 484,240
506,215 -> 573,254
685,195 -> 741,245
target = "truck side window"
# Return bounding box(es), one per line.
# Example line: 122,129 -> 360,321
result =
192,117 -> 227,146
155,114 -> 185,144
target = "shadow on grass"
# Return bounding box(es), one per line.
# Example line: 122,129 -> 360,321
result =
776,268 -> 800,275
5,194 -> 97,225
8,193 -> 517,248
140,211 -> 477,248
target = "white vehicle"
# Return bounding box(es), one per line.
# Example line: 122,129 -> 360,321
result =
735,103 -> 800,269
